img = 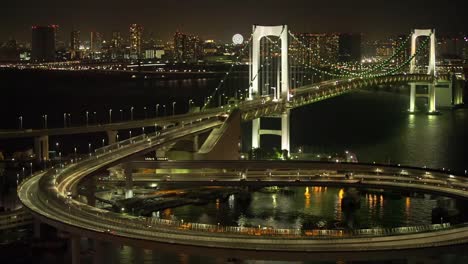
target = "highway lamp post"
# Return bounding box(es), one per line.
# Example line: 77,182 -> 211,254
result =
116,134 -> 120,147
74,147 -> 77,161
142,127 -> 145,134
68,113 -> 71,127
43,114 -> 48,129
144,107 -> 147,119
86,111 -> 89,126
130,106 -> 134,121
129,131 -> 132,142
63,113 -> 67,128
19,116 -> 23,129
102,139 -> 105,147
156,104 -> 160,117
109,109 -> 113,123
120,109 -> 123,121
93,112 -> 97,125
172,102 -> 176,116
163,105 -> 166,116
22,167 -> 25,179
188,99 -> 193,110
88,143 -> 92,155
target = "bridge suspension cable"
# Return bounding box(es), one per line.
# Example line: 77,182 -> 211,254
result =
287,31 -> 429,79
202,32 -> 254,110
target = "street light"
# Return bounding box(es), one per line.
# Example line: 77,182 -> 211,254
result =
188,99 -> 193,111
109,109 -> 113,123
74,147 -> 77,160
18,116 -> 23,129
130,106 -> 134,120
163,105 -> 166,116
120,109 -> 123,121
102,138 -> 105,147
68,113 -> 71,127
156,104 -> 160,117
88,143 -> 92,154
86,111 -> 89,126
93,112 -> 97,124
144,107 -> 147,119
43,114 -> 48,129
172,102 -> 176,116
63,113 -> 67,128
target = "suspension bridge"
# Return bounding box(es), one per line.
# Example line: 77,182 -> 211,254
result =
9,25 -> 468,264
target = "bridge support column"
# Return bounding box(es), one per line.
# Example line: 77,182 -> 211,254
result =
409,83 -> 416,113
281,109 -> 290,154
85,177 -> 96,207
34,135 -> 49,162
193,135 -> 199,152
252,118 -> 260,149
70,235 -> 81,264
124,165 -> 133,198
107,130 -> 118,145
33,219 -> 42,239
428,83 -> 436,113
93,240 -> 105,264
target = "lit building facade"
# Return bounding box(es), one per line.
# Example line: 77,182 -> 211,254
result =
173,31 -> 203,62
70,30 -> 80,59
129,24 -> 143,59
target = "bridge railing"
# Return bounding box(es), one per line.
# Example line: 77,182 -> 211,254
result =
0,208 -> 33,230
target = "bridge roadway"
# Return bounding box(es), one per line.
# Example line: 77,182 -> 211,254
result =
1,73 -> 439,139
18,117 -> 468,254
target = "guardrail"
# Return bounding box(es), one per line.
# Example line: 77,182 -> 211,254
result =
0,208 -> 33,230
17,108 -> 468,245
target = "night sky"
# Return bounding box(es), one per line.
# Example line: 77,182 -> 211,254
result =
1,0 -> 466,42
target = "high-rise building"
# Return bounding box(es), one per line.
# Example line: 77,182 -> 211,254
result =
90,31 -> 103,53
111,31 -> 122,49
70,30 -> 80,59
129,24 -> 143,59
338,33 -> 361,63
297,33 -> 339,65
392,35 -> 410,65
173,31 -> 203,62
31,25 -> 57,62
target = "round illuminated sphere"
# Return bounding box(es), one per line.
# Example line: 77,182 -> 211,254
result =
232,34 -> 244,45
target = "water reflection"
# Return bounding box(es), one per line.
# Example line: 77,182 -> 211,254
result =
158,187 -> 445,230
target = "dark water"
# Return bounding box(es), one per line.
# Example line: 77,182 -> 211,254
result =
2,71 -> 468,263
159,187 -> 445,229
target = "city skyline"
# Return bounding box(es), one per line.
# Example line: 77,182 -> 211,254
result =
1,0 -> 467,42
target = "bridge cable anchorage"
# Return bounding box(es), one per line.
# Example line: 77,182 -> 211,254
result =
203,29 -> 266,111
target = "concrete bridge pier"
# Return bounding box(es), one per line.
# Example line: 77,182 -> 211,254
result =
34,135 -> 49,162
70,235 -> 81,264
107,130 -> 118,145
92,240 -> 105,264
281,109 -> 290,154
33,218 -> 42,239
124,165 -> 133,199
193,135 -> 199,152
85,177 -> 97,207
251,108 -> 291,155
408,82 -> 437,114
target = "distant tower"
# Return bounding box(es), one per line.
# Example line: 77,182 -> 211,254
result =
129,24 -> 143,59
31,25 -> 57,62
70,30 -> 80,60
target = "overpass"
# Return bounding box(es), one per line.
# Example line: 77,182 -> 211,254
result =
12,25 -> 468,263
